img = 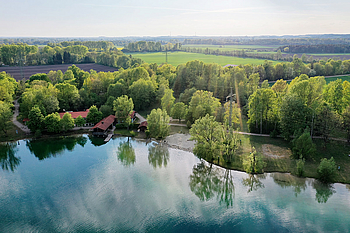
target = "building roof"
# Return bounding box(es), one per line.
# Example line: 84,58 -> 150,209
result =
130,111 -> 136,119
138,121 -> 148,128
59,109 -> 89,119
91,115 -> 116,131
22,118 -> 30,122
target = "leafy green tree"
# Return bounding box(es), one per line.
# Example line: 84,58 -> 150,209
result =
222,125 -> 240,163
242,148 -> 266,174
247,88 -> 276,134
190,114 -> 223,162
342,106 -> 350,143
28,73 -> 51,83
60,112 -> 75,132
187,90 -> 221,124
27,106 -> 44,132
86,105 -> 103,124
324,79 -> 344,114
147,108 -> 170,139
161,89 -> 175,115
129,78 -> 156,111
224,101 -> 241,127
279,95 -> 310,140
99,105 -> 114,118
0,101 -> 12,135
317,157 -> 336,183
113,95 -> 134,128
55,83 -> 80,111
171,102 -> 188,123
44,112 -> 62,133
75,115 -> 86,127
291,129 -> 316,160
315,102 -> 339,144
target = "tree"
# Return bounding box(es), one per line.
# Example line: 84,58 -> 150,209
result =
242,148 -> 266,174
222,125 -> 240,163
315,102 -> 339,144
147,108 -> 170,139
161,89 -> 175,115
27,106 -> 44,132
44,112 -> 62,133
187,90 -> 221,124
86,105 -> 103,124
342,106 -> 350,143
0,102 -> 12,135
55,83 -> 80,111
224,101 -> 241,127
317,157 -> 336,183
189,114 -> 223,162
279,95 -> 310,140
171,102 -> 187,123
113,95 -> 134,128
129,78 -> 156,111
60,112 -> 75,132
291,129 -> 316,160
75,115 -> 86,127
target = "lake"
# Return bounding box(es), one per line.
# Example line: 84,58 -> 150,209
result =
1,135 -> 350,232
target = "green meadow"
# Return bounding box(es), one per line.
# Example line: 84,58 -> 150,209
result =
128,51 -> 278,66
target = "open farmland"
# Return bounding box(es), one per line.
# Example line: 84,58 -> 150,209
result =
0,63 -> 118,81
129,51 -> 278,66
182,44 -> 280,51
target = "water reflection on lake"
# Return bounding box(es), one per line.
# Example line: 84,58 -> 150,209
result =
0,135 -> 350,232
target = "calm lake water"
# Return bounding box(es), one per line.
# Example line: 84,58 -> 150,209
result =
1,135 -> 350,232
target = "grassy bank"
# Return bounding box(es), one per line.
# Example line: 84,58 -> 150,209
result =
212,134 -> 350,184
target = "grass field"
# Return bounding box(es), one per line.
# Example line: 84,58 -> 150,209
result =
129,51 -> 278,66
182,44 -> 280,50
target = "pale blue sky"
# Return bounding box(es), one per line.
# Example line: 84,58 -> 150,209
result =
1,0 -> 349,37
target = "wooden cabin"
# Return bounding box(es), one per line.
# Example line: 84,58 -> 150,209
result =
90,115 -> 116,137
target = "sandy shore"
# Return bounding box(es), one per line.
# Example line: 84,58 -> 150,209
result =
165,133 -> 195,152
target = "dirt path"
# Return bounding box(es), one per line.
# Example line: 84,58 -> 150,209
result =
12,99 -> 31,134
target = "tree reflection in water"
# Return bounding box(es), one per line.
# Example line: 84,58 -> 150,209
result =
148,142 -> 169,168
0,142 -> 19,172
271,173 -> 307,197
189,162 -> 235,208
242,174 -> 266,193
116,139 -> 135,166
312,181 -> 336,203
26,136 -> 87,160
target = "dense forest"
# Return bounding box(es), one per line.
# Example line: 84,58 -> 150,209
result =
122,41 -> 182,52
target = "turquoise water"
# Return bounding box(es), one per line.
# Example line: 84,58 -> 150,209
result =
0,135 -> 350,232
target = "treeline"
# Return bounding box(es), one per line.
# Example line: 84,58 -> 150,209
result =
279,44 -> 350,54
122,41 -> 182,52
48,41 -> 115,52
0,43 -> 142,70
182,38 -> 350,46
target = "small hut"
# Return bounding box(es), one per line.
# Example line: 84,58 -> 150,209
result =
90,115 -> 116,137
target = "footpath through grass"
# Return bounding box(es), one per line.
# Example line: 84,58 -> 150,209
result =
128,51 -> 278,67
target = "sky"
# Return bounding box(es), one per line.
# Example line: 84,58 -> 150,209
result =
1,0 -> 350,37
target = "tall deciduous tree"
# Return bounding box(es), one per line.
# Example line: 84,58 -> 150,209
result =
27,106 -> 44,132
44,112 -> 62,133
0,101 -> 12,135
171,102 -> 188,123
190,114 -> 223,162
113,95 -> 134,128
161,89 -> 175,115
86,105 -> 103,124
60,112 -> 75,132
147,108 -> 170,139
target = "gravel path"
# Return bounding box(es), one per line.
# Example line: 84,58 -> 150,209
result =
165,133 -> 195,152
12,100 -> 31,134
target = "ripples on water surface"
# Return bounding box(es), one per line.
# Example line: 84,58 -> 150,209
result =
0,135 -> 350,232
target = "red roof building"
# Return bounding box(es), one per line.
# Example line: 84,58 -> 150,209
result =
59,110 -> 89,119
90,115 -> 116,136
